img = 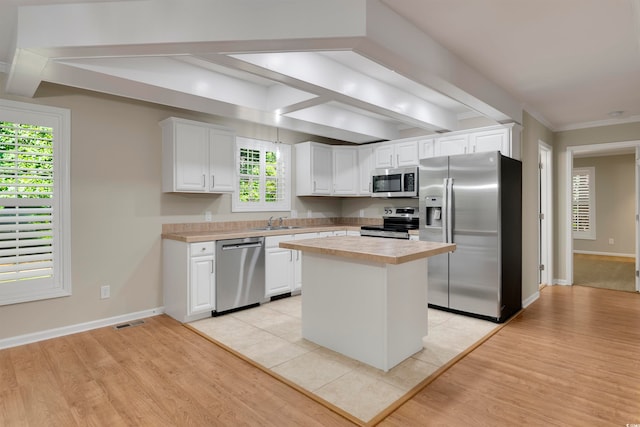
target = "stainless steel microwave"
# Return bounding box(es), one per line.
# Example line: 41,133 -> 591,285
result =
371,166 -> 418,198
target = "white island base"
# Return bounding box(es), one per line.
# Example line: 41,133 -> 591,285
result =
301,252 -> 428,372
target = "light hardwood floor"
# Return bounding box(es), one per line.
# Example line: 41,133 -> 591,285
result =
2,285 -> 639,426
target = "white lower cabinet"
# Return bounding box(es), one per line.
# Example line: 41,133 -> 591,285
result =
266,232 -> 328,298
265,235 -> 296,298
163,240 -> 215,322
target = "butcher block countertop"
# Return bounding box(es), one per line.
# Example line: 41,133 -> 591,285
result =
280,236 -> 455,265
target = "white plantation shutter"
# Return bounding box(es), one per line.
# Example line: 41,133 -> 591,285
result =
572,167 -> 595,240
233,137 -> 291,212
0,100 -> 71,305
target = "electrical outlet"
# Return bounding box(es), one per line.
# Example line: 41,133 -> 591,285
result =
291,210 -> 298,218
608,238 -> 614,245
359,209 -> 365,218
307,210 -> 312,218
100,285 -> 110,299
205,211 -> 212,222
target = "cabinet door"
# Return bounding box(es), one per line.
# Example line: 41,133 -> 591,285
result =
312,144 -> 332,194
435,134 -> 469,156
293,232 -> 320,292
373,144 -> 395,169
209,129 -> 235,192
265,247 -> 294,297
332,147 -> 358,195
175,123 -> 208,191
418,138 -> 435,160
189,256 -> 214,314
469,128 -> 509,156
358,146 -> 373,195
395,140 -> 418,166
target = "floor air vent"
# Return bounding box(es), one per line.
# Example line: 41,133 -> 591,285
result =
113,319 -> 145,330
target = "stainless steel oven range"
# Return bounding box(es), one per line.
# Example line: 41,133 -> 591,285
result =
360,206 -> 419,239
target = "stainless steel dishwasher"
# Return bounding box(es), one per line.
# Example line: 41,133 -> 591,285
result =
214,237 -> 265,315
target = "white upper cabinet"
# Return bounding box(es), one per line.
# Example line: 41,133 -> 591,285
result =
434,133 -> 469,156
296,142 -> 332,196
434,124 -> 520,159
418,138 -> 435,160
358,145 -> 374,195
373,139 -> 418,169
332,146 -> 358,195
468,126 -> 517,158
160,117 -> 235,193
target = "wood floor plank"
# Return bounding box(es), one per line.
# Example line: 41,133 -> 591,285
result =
2,286 -> 639,426
379,286 -> 640,426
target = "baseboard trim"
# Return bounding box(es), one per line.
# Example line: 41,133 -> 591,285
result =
573,250 -> 635,258
522,291 -> 539,308
554,279 -> 570,286
0,306 -> 165,350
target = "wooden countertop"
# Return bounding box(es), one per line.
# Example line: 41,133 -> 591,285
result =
162,225 -> 361,243
280,236 -> 455,265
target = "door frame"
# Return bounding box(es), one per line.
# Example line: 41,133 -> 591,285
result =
538,140 -> 553,286
565,140 -> 640,289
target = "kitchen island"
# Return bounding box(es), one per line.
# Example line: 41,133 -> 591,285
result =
279,236 -> 455,372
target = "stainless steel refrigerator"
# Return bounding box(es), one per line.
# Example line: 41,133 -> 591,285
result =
419,151 -> 521,323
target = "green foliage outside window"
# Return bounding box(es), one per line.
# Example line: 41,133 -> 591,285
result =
239,147 -> 281,203
0,122 -> 53,199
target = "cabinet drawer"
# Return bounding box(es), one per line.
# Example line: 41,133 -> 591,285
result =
190,242 -> 214,256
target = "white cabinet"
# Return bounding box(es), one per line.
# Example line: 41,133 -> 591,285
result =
265,235 -> 296,298
469,127 -> 511,156
266,232 -> 324,297
189,242 -> 215,315
358,145 -> 373,195
160,117 -> 235,193
293,232 -> 320,292
433,124 -> 520,159
418,138 -> 435,160
434,134 -> 469,156
332,146 -> 358,195
373,140 -> 418,168
163,240 -> 215,323
295,142 -> 332,196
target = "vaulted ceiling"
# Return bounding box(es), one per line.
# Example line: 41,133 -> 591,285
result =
1,0 -> 638,143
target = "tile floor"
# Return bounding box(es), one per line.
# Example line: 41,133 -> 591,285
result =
190,295 -> 498,423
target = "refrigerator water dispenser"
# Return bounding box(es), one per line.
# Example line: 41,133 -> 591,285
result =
424,196 -> 443,227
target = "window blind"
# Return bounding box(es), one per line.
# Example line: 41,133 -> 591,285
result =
572,167 -> 595,239
0,121 -> 54,284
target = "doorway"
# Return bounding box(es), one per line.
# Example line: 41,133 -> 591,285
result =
538,141 -> 553,287
565,141 -> 640,292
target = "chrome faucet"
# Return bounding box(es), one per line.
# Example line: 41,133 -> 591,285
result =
267,216 -> 274,227
278,216 -> 287,227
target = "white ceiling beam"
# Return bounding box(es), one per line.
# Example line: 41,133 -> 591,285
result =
40,60 -> 381,143
231,51 -> 457,132
360,0 -> 522,125
4,49 -> 48,97
6,0 -> 524,138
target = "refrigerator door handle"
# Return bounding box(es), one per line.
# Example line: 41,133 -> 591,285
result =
446,178 -> 454,243
442,178 -> 448,243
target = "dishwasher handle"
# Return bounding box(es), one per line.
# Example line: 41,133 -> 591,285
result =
221,241 -> 263,251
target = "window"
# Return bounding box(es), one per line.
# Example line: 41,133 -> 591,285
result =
0,99 -> 71,306
572,167 -> 595,240
232,137 -> 291,212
